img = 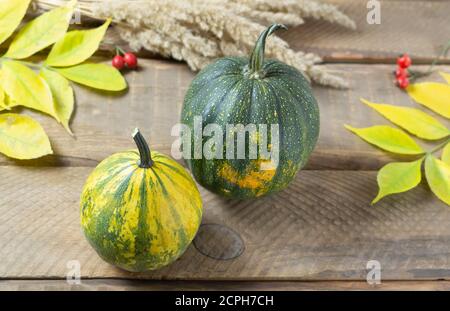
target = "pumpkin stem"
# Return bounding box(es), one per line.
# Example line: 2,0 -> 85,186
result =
133,128 -> 153,168
248,24 -> 287,77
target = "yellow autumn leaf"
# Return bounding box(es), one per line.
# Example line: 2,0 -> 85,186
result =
4,0 -> 76,59
40,68 -> 74,135
0,70 -> 9,111
46,19 -> 112,67
0,93 -> 19,112
0,0 -> 31,45
55,63 -> 127,91
0,85 -> 18,112
1,60 -> 55,117
361,98 -> 450,140
442,143 -> 450,166
406,82 -> 450,118
0,113 -> 52,159
345,125 -> 425,155
373,158 -> 423,204
425,155 -> 450,206
440,72 -> 450,84
0,70 -> 5,109
0,84 -> 5,110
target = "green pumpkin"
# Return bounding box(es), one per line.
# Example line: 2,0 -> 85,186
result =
80,130 -> 203,272
181,24 -> 320,198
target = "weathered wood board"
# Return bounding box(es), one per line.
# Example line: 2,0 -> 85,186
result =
1,0 -> 450,289
1,60 -> 448,170
95,1 -> 450,63
0,166 -> 448,280
3,280 -> 450,291
282,0 -> 450,63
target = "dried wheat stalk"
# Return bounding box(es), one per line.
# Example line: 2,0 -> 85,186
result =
33,0 -> 355,88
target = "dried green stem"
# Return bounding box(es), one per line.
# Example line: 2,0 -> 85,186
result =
132,128 -> 153,168
248,24 -> 287,77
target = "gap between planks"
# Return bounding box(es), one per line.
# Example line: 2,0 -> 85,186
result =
0,166 -> 448,281
2,279 -> 450,291
85,0 -> 450,63
0,61 -> 448,171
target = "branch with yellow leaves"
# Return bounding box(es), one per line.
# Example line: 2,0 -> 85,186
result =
346,75 -> 450,206
0,0 -> 126,160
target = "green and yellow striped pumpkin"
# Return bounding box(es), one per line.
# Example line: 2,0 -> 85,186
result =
181,24 -> 320,199
80,130 -> 203,272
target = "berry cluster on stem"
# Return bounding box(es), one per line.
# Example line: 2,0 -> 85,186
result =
393,40 -> 450,90
112,47 -> 138,70
394,54 -> 411,89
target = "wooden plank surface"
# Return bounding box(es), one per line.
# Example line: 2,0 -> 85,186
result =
1,59 -> 448,170
281,0 -> 450,63
3,280 -> 450,291
0,166 -> 448,280
95,1 -> 450,63
2,1 -> 450,289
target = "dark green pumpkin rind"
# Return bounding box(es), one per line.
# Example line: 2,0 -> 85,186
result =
181,56 -> 319,198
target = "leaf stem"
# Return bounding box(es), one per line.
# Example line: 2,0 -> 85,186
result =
116,46 -> 126,56
409,40 -> 450,81
428,137 -> 450,155
17,61 -> 43,70
0,57 -> 44,70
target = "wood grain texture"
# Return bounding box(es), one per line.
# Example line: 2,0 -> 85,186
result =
281,0 -> 450,63
0,166 -> 448,281
3,279 -> 450,291
1,59 -> 448,170
1,1 -> 448,290
90,1 -> 450,63
14,1 -> 447,68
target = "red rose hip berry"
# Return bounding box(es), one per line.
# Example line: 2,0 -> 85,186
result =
397,54 -> 412,69
397,76 -> 409,89
124,52 -> 138,69
112,55 -> 125,70
394,67 -> 407,79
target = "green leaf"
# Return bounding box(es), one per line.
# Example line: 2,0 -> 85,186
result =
345,125 -> 425,155
425,155 -> 450,206
55,63 -> 127,91
362,98 -> 449,140
373,158 -> 423,204
0,113 -> 52,159
46,19 -> 111,67
440,72 -> 450,84
4,0 -> 76,59
442,143 -> 450,166
40,68 -> 74,135
1,60 -> 55,117
406,82 -> 450,118
0,0 -> 31,46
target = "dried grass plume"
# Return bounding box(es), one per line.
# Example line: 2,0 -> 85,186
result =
34,0 -> 355,88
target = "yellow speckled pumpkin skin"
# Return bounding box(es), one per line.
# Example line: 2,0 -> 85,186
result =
80,148 -> 203,272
